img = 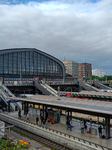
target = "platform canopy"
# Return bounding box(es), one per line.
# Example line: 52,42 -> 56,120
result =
63,91 -> 112,99
7,94 -> 112,118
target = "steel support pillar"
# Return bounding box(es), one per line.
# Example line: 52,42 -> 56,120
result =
26,102 -> 28,114
8,100 -> 10,112
105,117 -> 110,139
24,102 -> 26,115
65,110 -> 67,122
43,105 -> 44,117
22,101 -> 24,110
33,103 -> 35,108
70,111 -> 72,119
68,110 -> 69,120
44,106 -> 47,118
97,116 -> 99,123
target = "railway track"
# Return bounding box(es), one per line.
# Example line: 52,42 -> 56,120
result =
6,123 -> 75,150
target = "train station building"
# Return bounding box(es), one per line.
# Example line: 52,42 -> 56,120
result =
0,48 -> 65,82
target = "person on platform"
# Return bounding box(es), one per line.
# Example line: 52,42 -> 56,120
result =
26,112 -> 29,120
3,107 -> 6,112
102,119 -> 105,128
36,116 -> 39,125
84,119 -> 87,129
41,115 -> 44,125
70,119 -> 72,131
10,107 -> 12,112
18,110 -> 21,119
98,126 -> 102,138
90,118 -> 92,129
43,118 -> 46,128
66,119 -> 70,130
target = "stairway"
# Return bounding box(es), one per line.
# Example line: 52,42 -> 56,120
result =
79,80 -> 100,92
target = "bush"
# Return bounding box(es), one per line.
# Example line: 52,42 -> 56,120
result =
0,138 -> 29,150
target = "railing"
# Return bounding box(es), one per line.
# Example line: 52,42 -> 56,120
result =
0,113 -> 111,150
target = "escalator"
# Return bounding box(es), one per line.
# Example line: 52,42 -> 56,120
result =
93,79 -> 112,90
79,80 -> 100,92
36,83 -> 51,95
0,87 -> 15,111
2,85 -> 22,110
41,84 -> 58,96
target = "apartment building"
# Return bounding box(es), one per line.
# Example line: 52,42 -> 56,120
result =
78,63 -> 92,78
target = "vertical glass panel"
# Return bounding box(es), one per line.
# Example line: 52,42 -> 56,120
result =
44,56 -> 47,76
18,52 -> 21,74
47,58 -> 50,76
55,63 -> 58,76
0,55 -> 3,74
4,54 -> 8,74
53,61 -> 56,75
9,53 -> 13,74
26,51 -> 30,75
34,52 -> 38,75
22,52 -> 25,75
13,53 -> 18,74
38,53 -> 40,75
50,59 -> 53,76
40,55 -> 43,75
30,51 -> 33,75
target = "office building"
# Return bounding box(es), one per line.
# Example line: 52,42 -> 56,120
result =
62,60 -> 78,78
92,69 -> 106,77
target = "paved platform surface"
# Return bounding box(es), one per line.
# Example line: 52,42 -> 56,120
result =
8,111 -> 112,149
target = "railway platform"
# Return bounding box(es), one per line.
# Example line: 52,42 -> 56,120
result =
8,111 -> 112,149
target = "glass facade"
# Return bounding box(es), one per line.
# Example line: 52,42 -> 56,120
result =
0,48 -> 64,79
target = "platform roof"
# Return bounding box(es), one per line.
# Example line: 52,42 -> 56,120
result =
62,91 -> 112,98
7,94 -> 112,118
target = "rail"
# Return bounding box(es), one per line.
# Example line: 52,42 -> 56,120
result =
0,113 -> 111,150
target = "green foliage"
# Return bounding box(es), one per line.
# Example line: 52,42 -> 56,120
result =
0,138 -> 29,150
87,75 -> 112,81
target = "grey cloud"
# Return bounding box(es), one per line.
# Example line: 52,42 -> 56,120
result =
0,0 -> 112,74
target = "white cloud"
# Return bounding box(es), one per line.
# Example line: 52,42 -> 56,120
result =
0,0 -> 112,74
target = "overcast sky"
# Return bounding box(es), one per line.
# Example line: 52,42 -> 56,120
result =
0,0 -> 112,75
